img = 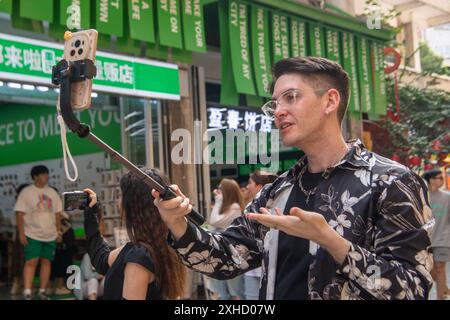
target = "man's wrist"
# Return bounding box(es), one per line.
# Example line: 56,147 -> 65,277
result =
321,227 -> 350,265
166,217 -> 188,241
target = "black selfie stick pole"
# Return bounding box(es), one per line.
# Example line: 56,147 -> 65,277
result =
52,59 -> 205,226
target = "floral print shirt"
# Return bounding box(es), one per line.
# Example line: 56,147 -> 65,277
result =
171,139 -> 434,300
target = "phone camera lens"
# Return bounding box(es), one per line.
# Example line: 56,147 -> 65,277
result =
78,48 -> 83,55
70,50 -> 76,56
75,40 -> 81,48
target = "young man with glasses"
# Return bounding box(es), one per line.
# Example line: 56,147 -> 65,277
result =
153,57 -> 434,300
423,169 -> 450,300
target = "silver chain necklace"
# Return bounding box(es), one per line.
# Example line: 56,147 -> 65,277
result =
298,164 -> 319,204
298,145 -> 350,204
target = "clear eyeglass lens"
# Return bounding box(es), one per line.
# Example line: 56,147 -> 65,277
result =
261,90 -> 298,118
281,90 -> 298,106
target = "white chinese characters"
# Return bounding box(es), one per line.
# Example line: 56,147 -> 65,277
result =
208,108 -> 273,133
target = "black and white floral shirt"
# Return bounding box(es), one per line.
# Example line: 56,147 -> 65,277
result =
171,139 -> 434,300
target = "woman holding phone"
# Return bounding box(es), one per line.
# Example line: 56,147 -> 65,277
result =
83,168 -> 185,300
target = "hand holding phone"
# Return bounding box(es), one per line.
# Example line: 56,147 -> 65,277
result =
83,188 -> 98,208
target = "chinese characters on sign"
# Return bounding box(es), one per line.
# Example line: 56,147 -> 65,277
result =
95,60 -> 134,84
0,33 -> 180,100
0,44 -> 61,74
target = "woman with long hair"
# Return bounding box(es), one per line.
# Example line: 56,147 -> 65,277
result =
83,168 -> 185,300
207,178 -> 245,300
209,178 -> 245,231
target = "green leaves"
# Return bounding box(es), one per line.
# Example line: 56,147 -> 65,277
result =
379,80 -> 450,164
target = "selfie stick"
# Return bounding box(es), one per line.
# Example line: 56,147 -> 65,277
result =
51,59 -> 205,226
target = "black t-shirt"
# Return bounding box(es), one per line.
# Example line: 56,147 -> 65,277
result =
274,170 -> 323,300
103,242 -> 159,300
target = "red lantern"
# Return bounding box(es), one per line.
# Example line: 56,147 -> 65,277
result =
424,163 -> 434,171
387,110 -> 399,122
409,156 -> 421,166
391,154 -> 401,162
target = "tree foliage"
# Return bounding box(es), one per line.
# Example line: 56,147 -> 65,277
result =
377,79 -> 450,168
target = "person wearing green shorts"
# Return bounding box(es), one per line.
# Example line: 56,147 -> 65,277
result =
14,166 -> 63,300
24,237 -> 57,261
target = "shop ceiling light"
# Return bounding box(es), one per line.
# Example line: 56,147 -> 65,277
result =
0,81 -> 3,86
7,82 -> 21,89
91,92 -> 98,98
37,86 -> 49,92
22,84 -> 35,91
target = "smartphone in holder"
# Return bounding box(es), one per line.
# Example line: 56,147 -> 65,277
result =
63,29 -> 98,110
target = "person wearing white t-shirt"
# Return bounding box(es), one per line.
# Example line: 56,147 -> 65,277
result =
14,165 -> 62,300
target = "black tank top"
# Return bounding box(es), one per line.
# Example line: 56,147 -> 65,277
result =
103,242 -> 159,300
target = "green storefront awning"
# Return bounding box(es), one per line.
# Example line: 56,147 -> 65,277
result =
0,33 -> 180,100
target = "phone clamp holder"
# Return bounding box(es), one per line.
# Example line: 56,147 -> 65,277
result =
51,59 -> 96,138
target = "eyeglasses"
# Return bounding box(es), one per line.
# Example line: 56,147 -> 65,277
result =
261,88 -> 329,119
431,176 -> 444,180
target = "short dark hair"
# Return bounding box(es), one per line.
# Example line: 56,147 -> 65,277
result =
30,165 -> 49,179
423,169 -> 442,183
271,56 -> 350,124
250,170 -> 278,186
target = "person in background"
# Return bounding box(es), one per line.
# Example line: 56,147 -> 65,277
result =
84,168 -> 186,300
424,169 -> 450,300
10,184 -> 29,296
246,170 -> 279,200
243,171 -> 278,300
239,181 -> 252,207
14,166 -> 62,300
74,253 -> 105,300
208,178 -> 245,300
49,209 -> 76,296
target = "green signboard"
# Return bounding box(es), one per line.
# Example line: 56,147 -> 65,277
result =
157,0 -> 183,49
251,5 -> 271,98
325,28 -> 341,64
309,22 -> 325,57
371,41 -> 387,115
0,103 -> 121,167
128,0 -> 155,43
342,32 -> 360,114
19,0 -> 54,22
228,0 -> 256,95
95,0 -> 124,37
181,0 -> 206,52
290,17 -> 307,57
0,33 -> 180,100
218,0 -> 239,105
271,12 -> 290,62
0,0 -> 12,14
357,36 -> 374,114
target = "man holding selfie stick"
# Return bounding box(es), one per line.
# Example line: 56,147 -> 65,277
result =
14,165 -> 62,300
154,57 -> 434,300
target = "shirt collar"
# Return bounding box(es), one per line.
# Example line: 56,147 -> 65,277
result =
287,139 -> 370,180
